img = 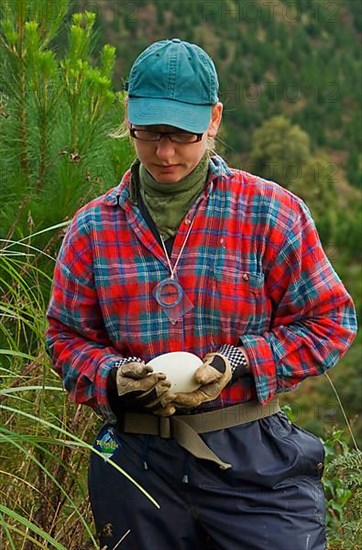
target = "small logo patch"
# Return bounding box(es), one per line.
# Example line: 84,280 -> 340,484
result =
95,428 -> 119,459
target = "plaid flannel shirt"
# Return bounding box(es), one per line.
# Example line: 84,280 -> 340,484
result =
46,155 -> 357,422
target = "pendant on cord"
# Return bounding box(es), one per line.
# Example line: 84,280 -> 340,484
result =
153,277 -> 194,323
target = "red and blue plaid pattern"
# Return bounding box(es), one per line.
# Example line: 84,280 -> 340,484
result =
46,156 -> 357,421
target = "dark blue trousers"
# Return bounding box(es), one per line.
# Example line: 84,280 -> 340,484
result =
88,412 -> 326,549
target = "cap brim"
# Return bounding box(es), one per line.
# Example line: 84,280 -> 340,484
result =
128,97 -> 212,133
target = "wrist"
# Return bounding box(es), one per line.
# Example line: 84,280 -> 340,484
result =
113,356 -> 144,368
107,357 -> 144,417
217,344 -> 249,380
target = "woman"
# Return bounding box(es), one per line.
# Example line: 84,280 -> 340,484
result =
46,38 -> 357,549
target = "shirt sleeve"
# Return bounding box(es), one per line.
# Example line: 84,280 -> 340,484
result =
45,214 -> 124,422
241,201 -> 357,404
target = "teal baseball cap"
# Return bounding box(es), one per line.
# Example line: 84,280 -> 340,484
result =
126,38 -> 219,133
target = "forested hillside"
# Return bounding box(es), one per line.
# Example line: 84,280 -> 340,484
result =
77,0 -> 361,189
0,1 -> 361,548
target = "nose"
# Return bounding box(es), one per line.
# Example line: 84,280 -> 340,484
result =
155,136 -> 176,160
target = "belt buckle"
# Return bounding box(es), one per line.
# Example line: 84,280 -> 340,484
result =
158,416 -> 171,439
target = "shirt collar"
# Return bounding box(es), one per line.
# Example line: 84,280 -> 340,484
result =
209,154 -> 233,179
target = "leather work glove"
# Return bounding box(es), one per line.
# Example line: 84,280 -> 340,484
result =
115,361 -> 176,416
172,352 -> 232,409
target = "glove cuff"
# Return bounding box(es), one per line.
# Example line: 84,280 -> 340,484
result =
107,357 -> 144,418
217,344 -> 249,380
113,356 -> 144,368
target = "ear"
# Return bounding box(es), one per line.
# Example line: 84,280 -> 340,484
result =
207,102 -> 223,137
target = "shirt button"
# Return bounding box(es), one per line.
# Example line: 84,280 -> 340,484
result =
220,238 -> 224,245
242,273 -> 249,281
184,218 -> 191,225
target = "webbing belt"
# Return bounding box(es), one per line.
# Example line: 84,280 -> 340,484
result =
121,398 -> 281,470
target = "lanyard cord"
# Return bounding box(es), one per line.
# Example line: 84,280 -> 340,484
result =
160,218 -> 195,280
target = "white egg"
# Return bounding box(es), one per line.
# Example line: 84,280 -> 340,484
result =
147,351 -> 202,393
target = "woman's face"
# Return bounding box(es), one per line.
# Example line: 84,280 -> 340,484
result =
131,103 -> 223,184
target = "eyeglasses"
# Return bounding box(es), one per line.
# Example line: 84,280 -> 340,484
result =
129,126 -> 203,144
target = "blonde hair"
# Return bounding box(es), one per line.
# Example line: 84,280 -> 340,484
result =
109,118 -> 132,141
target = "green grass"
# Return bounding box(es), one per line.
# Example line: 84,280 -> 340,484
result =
0,232 -> 159,549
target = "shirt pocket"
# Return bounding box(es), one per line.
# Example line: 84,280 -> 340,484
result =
210,258 -> 267,340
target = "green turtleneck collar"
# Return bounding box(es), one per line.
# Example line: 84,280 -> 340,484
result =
138,152 -> 210,239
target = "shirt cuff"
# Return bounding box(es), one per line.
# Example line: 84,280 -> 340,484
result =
94,357 -> 124,423
239,334 -> 277,404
